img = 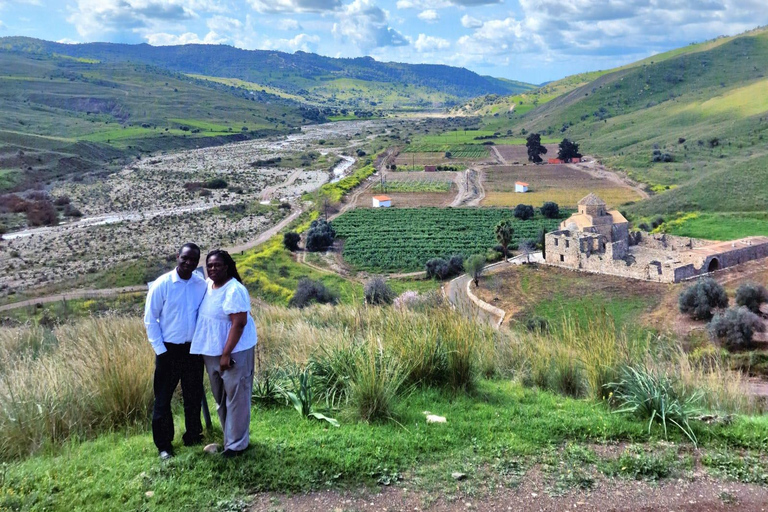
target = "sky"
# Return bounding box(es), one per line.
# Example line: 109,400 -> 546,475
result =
1,0 -> 767,84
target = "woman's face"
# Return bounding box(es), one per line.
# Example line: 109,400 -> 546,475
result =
206,254 -> 228,284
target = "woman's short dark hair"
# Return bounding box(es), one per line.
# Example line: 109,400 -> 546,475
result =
206,249 -> 242,283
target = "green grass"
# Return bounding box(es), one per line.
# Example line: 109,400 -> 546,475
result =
3,378 -> 767,511
384,180 -> 453,193
533,294 -> 656,332
657,212 -> 768,240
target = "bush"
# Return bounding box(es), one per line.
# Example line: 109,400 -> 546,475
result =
540,201 -> 560,219
425,256 -> 463,280
735,283 -> 768,314
709,307 -> 765,350
364,277 -> 395,305
26,200 -> 58,227
514,204 -> 534,221
608,365 -> 701,445
305,219 -> 336,252
465,253 -> 486,287
283,232 -> 301,251
679,278 -> 728,320
288,278 -> 338,308
204,178 -> 228,189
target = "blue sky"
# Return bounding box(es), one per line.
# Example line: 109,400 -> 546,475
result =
1,0 -> 766,83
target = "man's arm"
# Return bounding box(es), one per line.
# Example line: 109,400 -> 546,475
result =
143,281 -> 167,355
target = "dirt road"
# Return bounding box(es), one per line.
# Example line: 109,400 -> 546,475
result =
450,168 -> 485,207
575,157 -> 650,200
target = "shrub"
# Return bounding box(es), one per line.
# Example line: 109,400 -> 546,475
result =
465,253 -> 486,287
678,278 -> 728,320
364,277 -> 395,305
26,200 -> 58,227
525,316 -> 549,333
425,257 -> 464,280
540,201 -> 560,219
608,365 -> 702,445
283,232 -> 301,251
514,204 -> 534,221
709,307 -> 764,350
735,283 -> 768,314
305,219 -> 335,252
205,178 -> 228,189
288,278 -> 338,308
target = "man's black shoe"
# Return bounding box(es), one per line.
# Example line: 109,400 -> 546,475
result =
221,449 -> 245,459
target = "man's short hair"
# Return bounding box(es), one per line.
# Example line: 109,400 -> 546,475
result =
179,242 -> 201,257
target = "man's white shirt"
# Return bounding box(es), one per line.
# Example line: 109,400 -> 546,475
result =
144,269 -> 207,355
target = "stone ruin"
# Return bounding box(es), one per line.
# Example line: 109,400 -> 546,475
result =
544,193 -> 768,283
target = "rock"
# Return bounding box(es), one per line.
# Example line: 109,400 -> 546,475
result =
452,472 -> 467,481
145,491 -> 154,498
203,443 -> 221,454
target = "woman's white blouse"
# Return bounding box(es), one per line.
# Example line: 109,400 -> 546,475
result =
190,278 -> 257,356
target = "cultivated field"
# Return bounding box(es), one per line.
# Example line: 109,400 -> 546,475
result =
354,170 -> 458,208
481,164 -> 643,207
493,143 -> 559,164
332,207 -> 564,272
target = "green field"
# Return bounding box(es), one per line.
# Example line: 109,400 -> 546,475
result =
332,208 -> 565,272
658,212 -> 768,240
402,144 -> 490,158
384,180 -> 454,193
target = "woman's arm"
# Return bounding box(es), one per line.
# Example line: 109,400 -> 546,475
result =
220,311 -> 247,371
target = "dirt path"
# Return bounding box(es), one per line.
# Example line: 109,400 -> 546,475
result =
574,157 -> 650,200
260,169 -> 303,201
450,168 -> 484,207
491,145 -> 507,165
249,470 -> 768,512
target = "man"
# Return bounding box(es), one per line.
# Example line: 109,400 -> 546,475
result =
144,242 -> 207,460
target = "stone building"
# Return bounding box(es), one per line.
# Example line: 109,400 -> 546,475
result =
544,193 -> 768,283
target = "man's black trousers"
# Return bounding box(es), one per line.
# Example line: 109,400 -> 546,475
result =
152,342 -> 204,453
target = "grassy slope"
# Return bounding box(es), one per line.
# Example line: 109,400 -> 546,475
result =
483,28 -> 768,229
0,51 -> 305,191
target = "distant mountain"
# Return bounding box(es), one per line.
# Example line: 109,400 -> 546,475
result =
0,37 -> 537,108
0,50 -> 309,191
463,27 -> 768,222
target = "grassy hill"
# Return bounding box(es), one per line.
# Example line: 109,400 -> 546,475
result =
0,37 -> 537,110
478,27 -> 768,231
0,50 -> 310,191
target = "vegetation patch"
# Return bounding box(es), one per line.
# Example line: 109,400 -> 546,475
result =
331,207 -> 565,272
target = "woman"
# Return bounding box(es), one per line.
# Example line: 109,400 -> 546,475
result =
191,249 -> 257,458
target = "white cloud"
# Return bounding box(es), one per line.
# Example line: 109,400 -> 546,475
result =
276,18 -> 301,30
417,9 -> 438,22
145,31 -> 226,45
206,15 -> 242,33
395,0 -> 495,8
413,33 -> 449,52
67,0 -> 200,37
460,14 -> 482,28
263,33 -> 320,52
0,20 -> 4,29
332,0 -> 408,52
248,0 -> 340,13
57,38 -> 81,44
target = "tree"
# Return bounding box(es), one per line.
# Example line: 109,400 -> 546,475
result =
557,139 -> 582,162
494,220 -> 514,261
305,219 -> 336,252
678,278 -> 728,320
514,204 -> 534,221
735,283 -> 768,314
540,201 -> 560,219
537,228 -> 546,259
283,232 -> 301,251
709,307 -> 765,349
518,238 -> 537,263
464,254 -> 486,287
526,133 -> 547,163
444,151 -> 452,158
364,277 -> 395,305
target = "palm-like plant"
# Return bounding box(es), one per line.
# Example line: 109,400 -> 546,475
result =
495,220 -> 513,261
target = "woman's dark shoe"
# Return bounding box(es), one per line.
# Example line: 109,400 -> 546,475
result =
221,448 -> 245,459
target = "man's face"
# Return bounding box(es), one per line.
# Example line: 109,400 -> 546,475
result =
177,247 -> 200,276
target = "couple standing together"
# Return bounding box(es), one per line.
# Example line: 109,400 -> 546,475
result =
143,243 -> 257,460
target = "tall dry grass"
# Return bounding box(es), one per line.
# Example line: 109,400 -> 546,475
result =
0,316 -> 153,460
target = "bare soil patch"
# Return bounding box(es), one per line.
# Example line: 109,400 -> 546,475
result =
480,164 -> 642,208
493,143 -> 559,164
354,191 -> 454,208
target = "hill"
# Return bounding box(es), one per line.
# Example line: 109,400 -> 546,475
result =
480,27 -> 768,226
0,50 -> 311,191
0,37 -> 537,109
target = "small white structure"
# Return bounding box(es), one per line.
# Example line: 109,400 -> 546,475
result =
372,195 -> 392,208
515,181 -> 529,193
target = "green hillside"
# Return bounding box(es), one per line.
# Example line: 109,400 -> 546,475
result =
0,37 -> 537,110
487,27 -> 768,227
0,50 -> 309,191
